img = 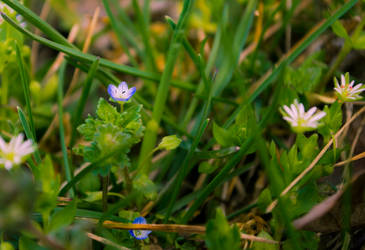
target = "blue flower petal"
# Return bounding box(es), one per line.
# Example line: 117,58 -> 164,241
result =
129,217 -> 151,240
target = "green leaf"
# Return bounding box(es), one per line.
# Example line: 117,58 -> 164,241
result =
296,133 -> 318,160
257,188 -> 272,212
19,236 -> 47,250
205,208 -> 241,250
331,20 -> 349,39
133,174 -> 157,201
47,201 -> 77,232
213,122 -> 236,147
157,135 -> 182,150
251,231 -> 278,250
96,98 -> 120,123
35,155 -> 60,215
198,161 -> 218,174
352,33 -> 365,49
0,242 -> 15,250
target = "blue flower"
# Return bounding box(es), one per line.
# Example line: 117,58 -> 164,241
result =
107,81 -> 136,102
129,217 -> 151,240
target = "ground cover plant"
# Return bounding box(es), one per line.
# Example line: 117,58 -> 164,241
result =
1,0 -> 365,249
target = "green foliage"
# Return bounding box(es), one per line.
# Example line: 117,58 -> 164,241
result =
318,101 -> 343,141
283,53 -> 325,95
35,155 -> 60,217
251,231 -> 278,250
47,201 -> 77,232
205,208 -> 241,250
76,98 -> 144,173
213,105 -> 255,153
157,135 -> 182,150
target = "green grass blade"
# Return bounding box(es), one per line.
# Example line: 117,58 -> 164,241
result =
132,0 -> 157,72
2,0 -> 74,47
15,43 -> 37,147
223,0 -> 358,130
17,107 -> 41,164
163,118 -> 209,222
70,57 -> 100,148
1,13 -> 196,92
138,0 -> 196,171
102,0 -> 140,66
58,62 -> 74,197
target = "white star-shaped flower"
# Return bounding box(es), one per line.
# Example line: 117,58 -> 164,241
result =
334,73 -> 365,102
107,82 -> 136,102
0,134 -> 34,170
281,99 -> 326,133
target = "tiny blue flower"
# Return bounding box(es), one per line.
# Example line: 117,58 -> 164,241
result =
129,217 -> 152,240
107,81 -> 136,102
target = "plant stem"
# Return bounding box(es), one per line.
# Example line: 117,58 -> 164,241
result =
137,0 -> 195,172
102,173 -> 110,212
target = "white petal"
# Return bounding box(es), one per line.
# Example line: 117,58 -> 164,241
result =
4,160 -> 13,170
107,84 -> 119,99
308,111 -> 326,123
0,136 -> 8,153
283,105 -> 294,118
341,74 -> 346,86
303,107 -> 317,120
290,104 -> 298,119
118,82 -> 129,93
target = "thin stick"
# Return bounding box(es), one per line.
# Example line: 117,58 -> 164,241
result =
86,232 -> 131,250
334,151 -> 365,167
102,221 -> 278,244
266,106 -> 365,213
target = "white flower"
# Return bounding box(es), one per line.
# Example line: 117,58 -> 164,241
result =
334,73 -> 365,102
281,99 -> 326,133
0,134 -> 34,170
107,82 -> 136,102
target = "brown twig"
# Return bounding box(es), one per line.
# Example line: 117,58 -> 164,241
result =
266,106 -> 365,213
86,232 -> 131,250
102,220 -> 278,244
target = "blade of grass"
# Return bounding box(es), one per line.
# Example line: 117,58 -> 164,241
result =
137,0 -> 196,171
70,57 -> 100,148
102,0 -> 139,66
2,0 -> 74,48
163,118 -> 209,222
132,0 -> 157,72
211,0 -> 257,97
58,62 -> 74,197
17,107 -> 41,164
0,13 -> 195,92
16,43 -> 36,137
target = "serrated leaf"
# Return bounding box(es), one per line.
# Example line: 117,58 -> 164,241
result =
205,208 -> 241,250
96,98 -> 119,123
